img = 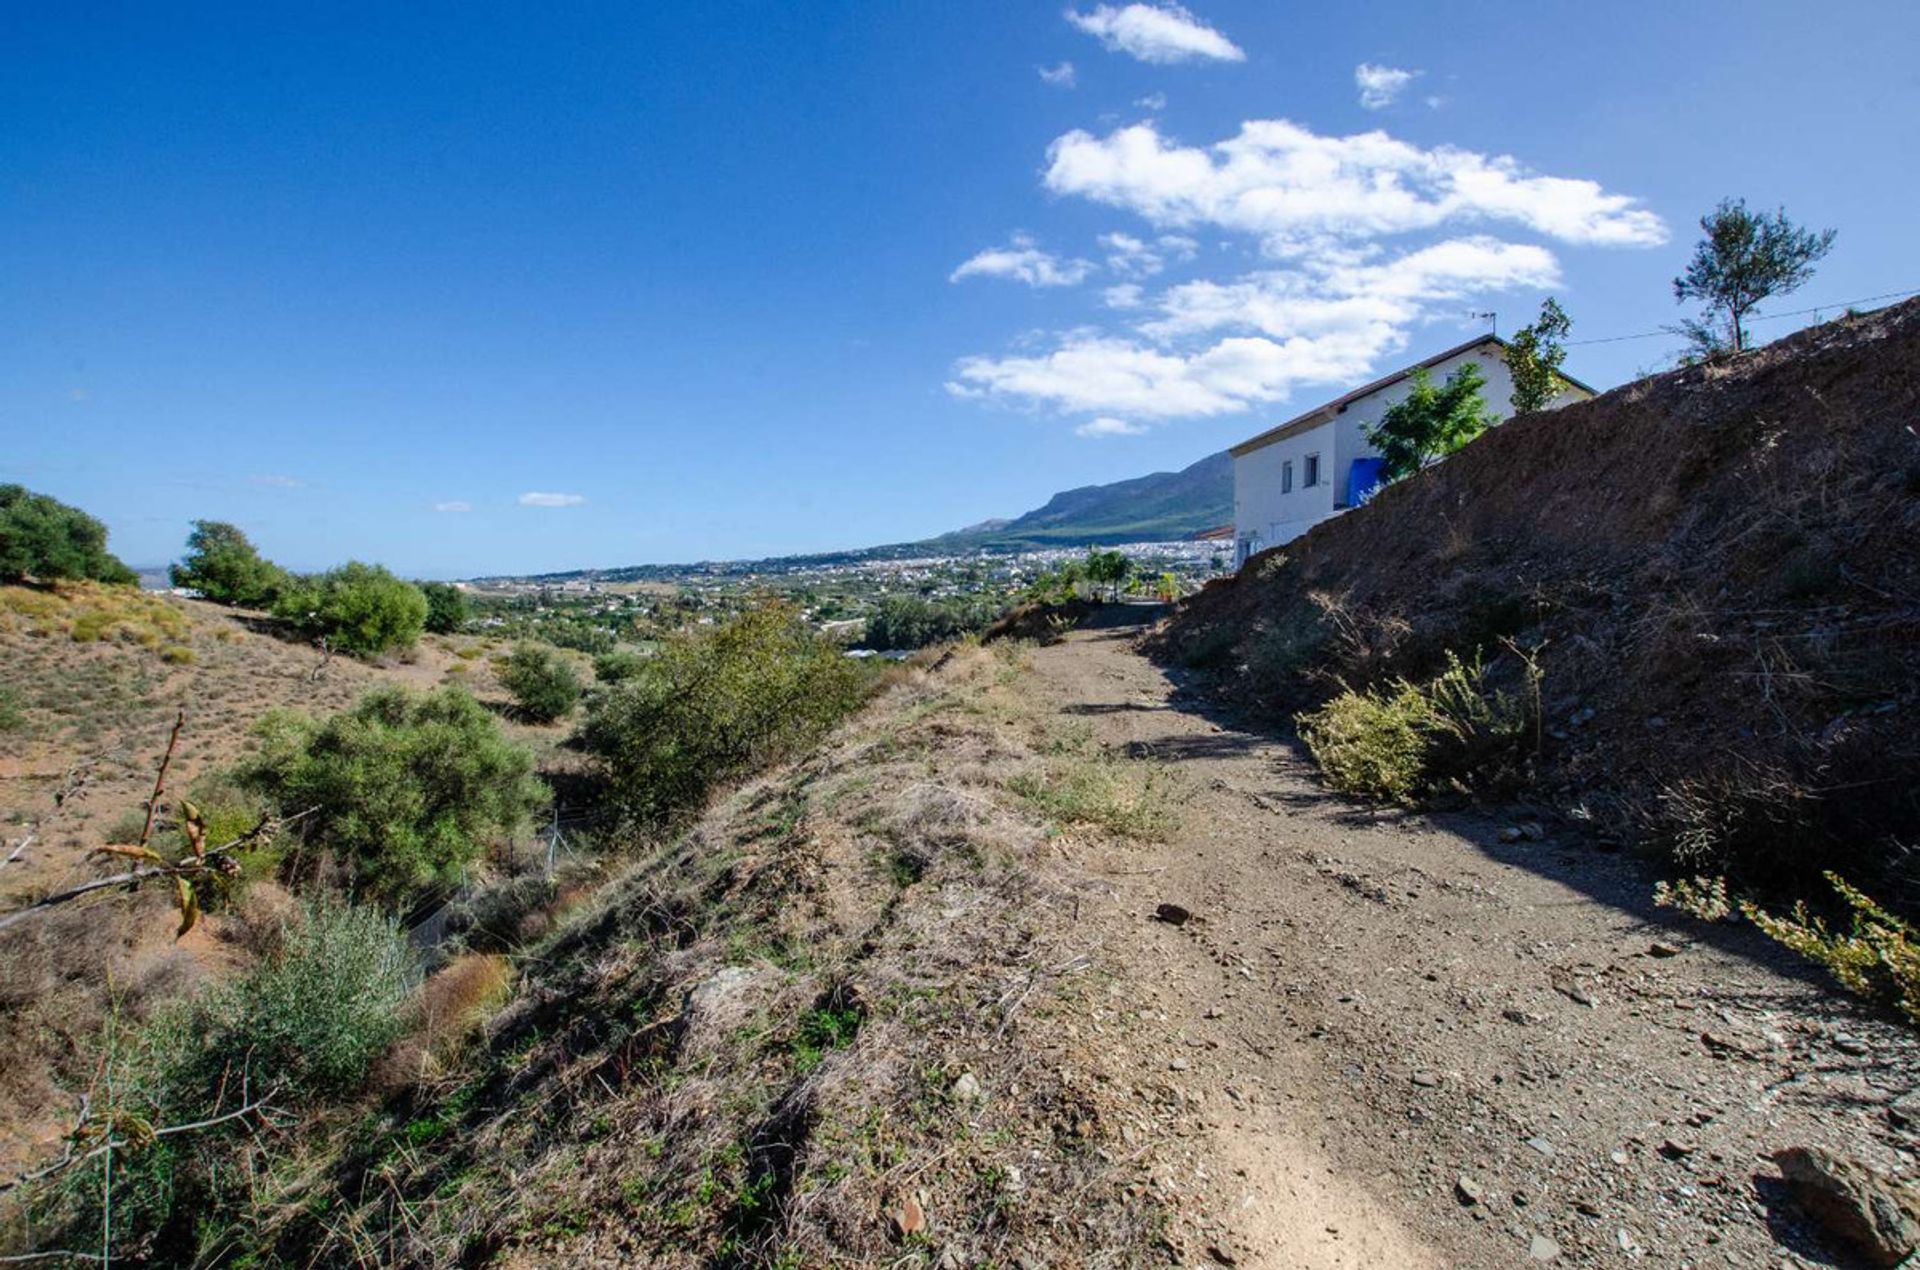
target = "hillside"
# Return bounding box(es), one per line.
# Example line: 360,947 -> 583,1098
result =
501,450 -> 1231,585
0,586 -> 565,1173
923,449 -> 1231,550
1149,300 -> 1920,901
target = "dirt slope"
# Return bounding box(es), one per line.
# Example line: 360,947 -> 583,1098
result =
0,588 -> 553,1172
231,617 -> 1915,1268
1037,613 -> 1913,1268
1150,301 -> 1920,896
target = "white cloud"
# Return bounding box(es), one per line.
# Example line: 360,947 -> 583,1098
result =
433,500 -> 473,513
1136,91 -> 1167,111
1076,416 -> 1150,437
1355,62 -> 1417,110
947,117 -> 1658,427
1100,231 -> 1200,278
950,233 -> 1095,288
518,491 -> 586,508
1044,119 -> 1668,248
950,332 -> 1380,419
1065,3 -> 1244,64
248,474 -> 305,489
951,237 -> 1562,419
1038,61 -> 1077,87
1145,237 -> 1560,343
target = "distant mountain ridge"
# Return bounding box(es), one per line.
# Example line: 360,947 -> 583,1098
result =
489,450 -> 1230,583
923,450 -> 1230,550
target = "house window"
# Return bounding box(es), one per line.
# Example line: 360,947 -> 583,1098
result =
1304,453 -> 1321,487
1281,460 -> 1293,493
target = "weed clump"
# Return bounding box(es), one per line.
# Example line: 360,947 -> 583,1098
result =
1297,648 -> 1538,802
1006,752 -> 1179,840
1744,873 -> 1920,1025
38,904 -> 415,1260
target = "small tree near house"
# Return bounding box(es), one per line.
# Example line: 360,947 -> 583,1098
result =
1672,198 -> 1835,356
1365,363 -> 1497,483
1506,298 -> 1573,416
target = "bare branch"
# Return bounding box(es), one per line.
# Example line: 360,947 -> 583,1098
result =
137,709 -> 186,850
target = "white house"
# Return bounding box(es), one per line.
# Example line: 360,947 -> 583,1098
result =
1229,333 -> 1594,564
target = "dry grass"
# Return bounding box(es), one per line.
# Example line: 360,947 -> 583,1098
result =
1005,751 -> 1180,841
240,639 -> 1169,1268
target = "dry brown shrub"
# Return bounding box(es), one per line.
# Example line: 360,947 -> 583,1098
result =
379,952 -> 515,1089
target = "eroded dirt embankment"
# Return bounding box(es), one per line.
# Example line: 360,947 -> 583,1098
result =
265,619 -> 1912,1268
1029,614 -> 1914,1269
1149,301 -> 1920,899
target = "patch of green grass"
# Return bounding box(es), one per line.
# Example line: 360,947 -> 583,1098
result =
790,1003 -> 861,1072
1006,753 -> 1179,840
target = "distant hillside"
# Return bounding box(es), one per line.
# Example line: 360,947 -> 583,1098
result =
494,451 -> 1231,584
924,450 -> 1230,550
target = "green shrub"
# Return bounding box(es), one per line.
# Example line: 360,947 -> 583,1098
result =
592,648 -> 647,682
1296,681 -> 1433,801
0,686 -> 21,733
1744,873 -> 1920,1025
159,903 -> 415,1097
861,595 -> 998,651
272,561 -> 428,656
419,581 -> 470,634
578,603 -> 868,822
241,685 -> 547,903
43,904 -> 414,1260
169,520 -> 287,607
1297,649 -> 1537,802
499,643 -> 583,722
0,484 -> 138,585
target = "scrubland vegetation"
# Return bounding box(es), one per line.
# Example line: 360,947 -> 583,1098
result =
0,505 -> 938,1261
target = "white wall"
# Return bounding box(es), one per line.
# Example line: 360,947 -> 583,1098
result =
1232,418 -> 1336,561
1234,343 -> 1588,560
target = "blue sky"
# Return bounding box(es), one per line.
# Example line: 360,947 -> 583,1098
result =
5,2 -> 1916,576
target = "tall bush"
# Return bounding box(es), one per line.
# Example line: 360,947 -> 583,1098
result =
241,685 -> 547,903
498,642 -> 583,722
0,484 -> 138,585
273,561 -> 428,656
169,520 -> 286,607
579,602 -> 867,821
43,904 -> 414,1260
419,580 -> 469,634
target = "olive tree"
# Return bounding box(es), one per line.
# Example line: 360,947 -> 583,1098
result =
272,562 -> 428,656
0,485 -> 138,585
1505,298 -> 1573,416
171,520 -> 286,606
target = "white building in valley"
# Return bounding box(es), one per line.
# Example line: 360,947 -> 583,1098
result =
1230,334 -> 1594,564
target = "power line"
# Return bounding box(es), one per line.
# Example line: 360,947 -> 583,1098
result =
1565,287 -> 1920,348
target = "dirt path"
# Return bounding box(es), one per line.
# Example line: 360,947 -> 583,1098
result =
1027,610 -> 1915,1269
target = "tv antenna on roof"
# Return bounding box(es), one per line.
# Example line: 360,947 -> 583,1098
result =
1468,310 -> 1497,337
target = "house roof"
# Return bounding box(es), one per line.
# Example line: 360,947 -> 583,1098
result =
1226,333 -> 1598,458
